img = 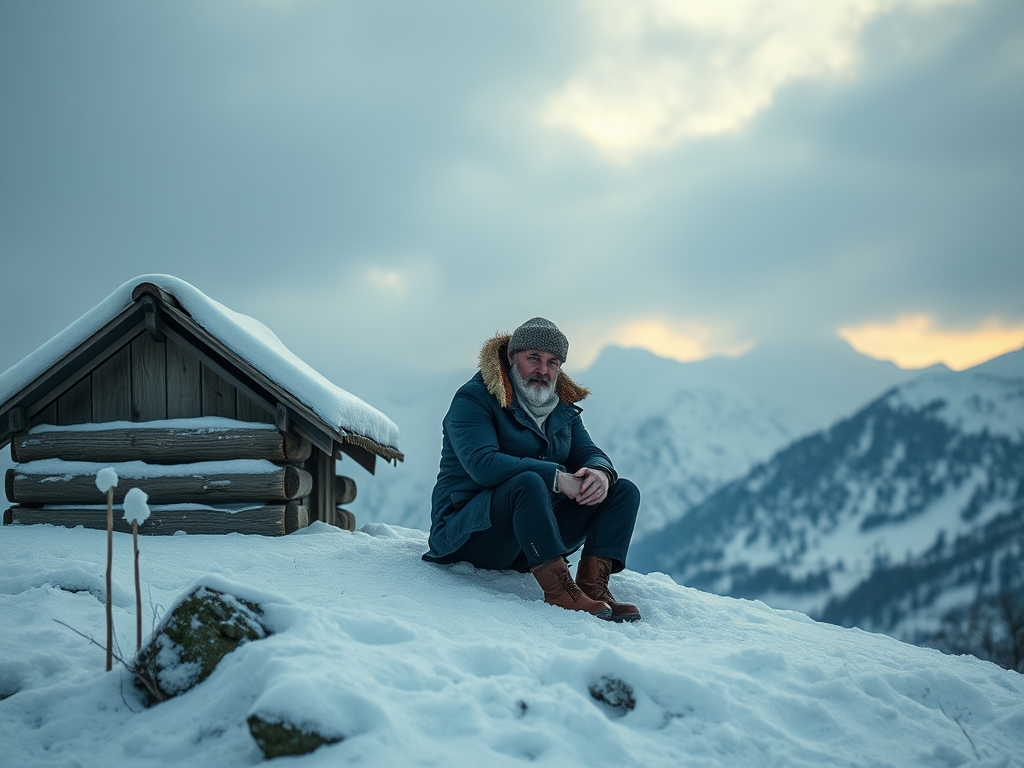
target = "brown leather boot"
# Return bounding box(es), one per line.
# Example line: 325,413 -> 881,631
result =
577,557 -> 641,623
531,557 -> 613,620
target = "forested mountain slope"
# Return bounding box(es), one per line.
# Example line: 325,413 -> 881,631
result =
632,349 -> 1024,668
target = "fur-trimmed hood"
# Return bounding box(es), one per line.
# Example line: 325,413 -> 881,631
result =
478,333 -> 590,409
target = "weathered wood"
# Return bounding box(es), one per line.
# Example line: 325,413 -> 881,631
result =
57,377 -> 93,425
309,450 -> 336,525
236,391 -> 274,424
29,402 -> 57,429
132,282 -> 182,309
7,464 -> 313,505
336,442 -> 377,475
335,508 -> 356,532
91,345 -> 132,422
141,294 -> 166,342
166,340 -> 201,418
202,363 -> 236,419
5,304 -> 146,436
11,426 -> 312,464
6,407 -> 26,433
131,333 -> 167,421
4,470 -> 13,509
155,300 -> 394,461
285,504 -> 308,534
4,503 -> 307,537
275,403 -> 289,433
334,475 -> 357,505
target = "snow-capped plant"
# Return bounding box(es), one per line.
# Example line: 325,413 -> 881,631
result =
123,487 -> 150,652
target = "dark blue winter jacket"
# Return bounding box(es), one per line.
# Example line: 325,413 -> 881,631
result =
423,334 -> 616,562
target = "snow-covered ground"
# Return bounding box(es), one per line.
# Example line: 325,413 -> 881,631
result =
1,522 -> 1022,767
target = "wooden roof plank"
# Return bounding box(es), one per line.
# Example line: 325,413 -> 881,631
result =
0,308 -> 147,448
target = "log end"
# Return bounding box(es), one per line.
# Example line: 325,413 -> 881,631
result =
283,466 -> 314,500
334,475 -> 357,505
282,433 -> 312,463
9,433 -> 25,463
335,508 -> 356,532
284,504 -> 309,534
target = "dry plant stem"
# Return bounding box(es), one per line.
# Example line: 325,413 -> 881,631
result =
53,619 -> 166,705
105,488 -> 114,672
133,520 -> 141,652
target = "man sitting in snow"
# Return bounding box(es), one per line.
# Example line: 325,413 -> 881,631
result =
422,317 -> 642,622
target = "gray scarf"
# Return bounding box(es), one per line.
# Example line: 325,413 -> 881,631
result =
510,365 -> 560,428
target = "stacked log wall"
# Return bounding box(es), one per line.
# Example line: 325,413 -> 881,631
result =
6,326 -> 362,534
4,423 -> 317,536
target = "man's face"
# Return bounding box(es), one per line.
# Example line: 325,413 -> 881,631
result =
510,349 -> 561,391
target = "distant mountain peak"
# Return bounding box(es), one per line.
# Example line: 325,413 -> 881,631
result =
968,345 -> 1024,379
632,351 -> 1024,664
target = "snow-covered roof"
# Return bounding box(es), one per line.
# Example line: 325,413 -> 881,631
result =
0,275 -> 401,458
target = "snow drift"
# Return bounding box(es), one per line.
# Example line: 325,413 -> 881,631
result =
0,522 -> 1021,767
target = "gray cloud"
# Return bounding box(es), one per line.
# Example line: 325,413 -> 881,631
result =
1,0 -> 1021,392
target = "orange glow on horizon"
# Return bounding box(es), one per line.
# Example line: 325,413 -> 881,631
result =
609,320 -> 752,364
838,315 -> 1024,371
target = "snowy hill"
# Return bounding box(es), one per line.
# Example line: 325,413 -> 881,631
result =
1,522 -> 1022,766
631,349 -> 1024,659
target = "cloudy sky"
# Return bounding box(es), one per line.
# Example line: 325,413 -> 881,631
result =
2,0 -> 1022,399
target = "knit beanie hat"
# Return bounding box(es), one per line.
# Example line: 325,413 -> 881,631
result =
508,317 -> 569,362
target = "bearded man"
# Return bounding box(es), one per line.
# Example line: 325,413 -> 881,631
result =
423,317 -> 642,622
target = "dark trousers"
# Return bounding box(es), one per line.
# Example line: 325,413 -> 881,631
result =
452,472 -> 640,574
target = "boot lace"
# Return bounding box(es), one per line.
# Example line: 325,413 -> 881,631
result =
558,568 -> 585,601
592,559 -> 613,601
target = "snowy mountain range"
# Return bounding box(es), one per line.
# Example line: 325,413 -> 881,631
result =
630,348 -> 1024,661
581,339 -> 932,538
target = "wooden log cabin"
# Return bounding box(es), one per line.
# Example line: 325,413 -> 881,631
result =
0,276 -> 403,536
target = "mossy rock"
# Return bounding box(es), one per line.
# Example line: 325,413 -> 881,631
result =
248,714 -> 343,759
134,586 -> 269,704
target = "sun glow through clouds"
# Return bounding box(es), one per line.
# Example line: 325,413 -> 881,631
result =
542,0 -> 971,159
367,268 -> 406,294
610,319 -> 753,364
839,315 -> 1024,370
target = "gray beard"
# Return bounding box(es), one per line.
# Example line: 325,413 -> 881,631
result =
509,364 -> 559,417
